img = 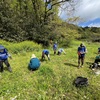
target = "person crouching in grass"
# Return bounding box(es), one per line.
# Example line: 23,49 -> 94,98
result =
28,54 -> 41,71
41,49 -> 50,60
57,48 -> 66,55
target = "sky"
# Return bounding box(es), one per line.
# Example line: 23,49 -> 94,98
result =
59,0 -> 100,27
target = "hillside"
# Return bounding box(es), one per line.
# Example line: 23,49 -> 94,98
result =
0,0 -> 100,46
0,40 -> 100,100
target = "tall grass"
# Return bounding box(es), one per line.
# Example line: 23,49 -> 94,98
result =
0,40 -> 42,54
0,40 -> 100,100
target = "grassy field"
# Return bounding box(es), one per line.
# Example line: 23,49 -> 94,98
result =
0,40 -> 100,100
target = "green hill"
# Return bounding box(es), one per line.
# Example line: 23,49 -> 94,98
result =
0,40 -> 100,100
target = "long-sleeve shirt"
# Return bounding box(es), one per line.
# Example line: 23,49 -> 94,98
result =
53,43 -> 57,50
0,49 -> 9,60
29,58 -> 41,69
77,46 -> 87,56
43,50 -> 49,55
58,48 -> 66,54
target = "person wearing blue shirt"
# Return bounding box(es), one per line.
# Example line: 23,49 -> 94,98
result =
42,49 -> 50,60
53,42 -> 57,54
77,43 -> 87,68
0,45 -> 12,72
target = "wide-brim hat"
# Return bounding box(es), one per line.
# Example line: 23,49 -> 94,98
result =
31,54 -> 36,58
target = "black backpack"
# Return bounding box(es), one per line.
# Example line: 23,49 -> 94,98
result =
90,63 -> 98,69
90,63 -> 100,69
74,76 -> 88,87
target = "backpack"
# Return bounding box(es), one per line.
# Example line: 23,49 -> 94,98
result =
74,76 -> 88,87
90,63 -> 100,69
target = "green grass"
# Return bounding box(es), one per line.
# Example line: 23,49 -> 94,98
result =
0,40 -> 100,100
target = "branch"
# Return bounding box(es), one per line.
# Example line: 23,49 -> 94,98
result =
43,0 -> 71,24
46,0 -> 71,13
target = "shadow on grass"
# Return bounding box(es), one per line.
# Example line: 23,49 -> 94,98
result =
40,59 -> 47,62
39,58 -> 51,62
86,62 -> 92,65
50,54 -> 55,56
64,63 -> 78,67
3,67 -> 9,71
27,65 -> 39,72
3,67 -> 12,72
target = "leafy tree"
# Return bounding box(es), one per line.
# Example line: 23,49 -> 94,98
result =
0,0 -> 87,46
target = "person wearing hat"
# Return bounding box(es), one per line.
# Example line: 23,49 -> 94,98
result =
0,45 -> 12,72
28,54 -> 41,71
41,49 -> 50,60
53,42 -> 58,54
77,43 -> 87,68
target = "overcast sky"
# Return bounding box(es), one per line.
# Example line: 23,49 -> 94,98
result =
59,0 -> 100,27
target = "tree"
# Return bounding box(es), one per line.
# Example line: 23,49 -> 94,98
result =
0,0 -> 75,45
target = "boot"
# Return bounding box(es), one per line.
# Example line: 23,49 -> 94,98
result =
0,66 -> 3,72
8,67 -> 12,72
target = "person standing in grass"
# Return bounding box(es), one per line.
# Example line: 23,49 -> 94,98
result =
41,49 -> 50,60
28,54 -> 41,71
0,45 -> 12,72
53,42 -> 58,54
57,48 -> 66,55
77,43 -> 87,68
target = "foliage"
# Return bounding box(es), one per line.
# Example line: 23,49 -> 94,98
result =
0,0 -> 100,47
78,27 -> 100,42
0,0 -> 75,46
